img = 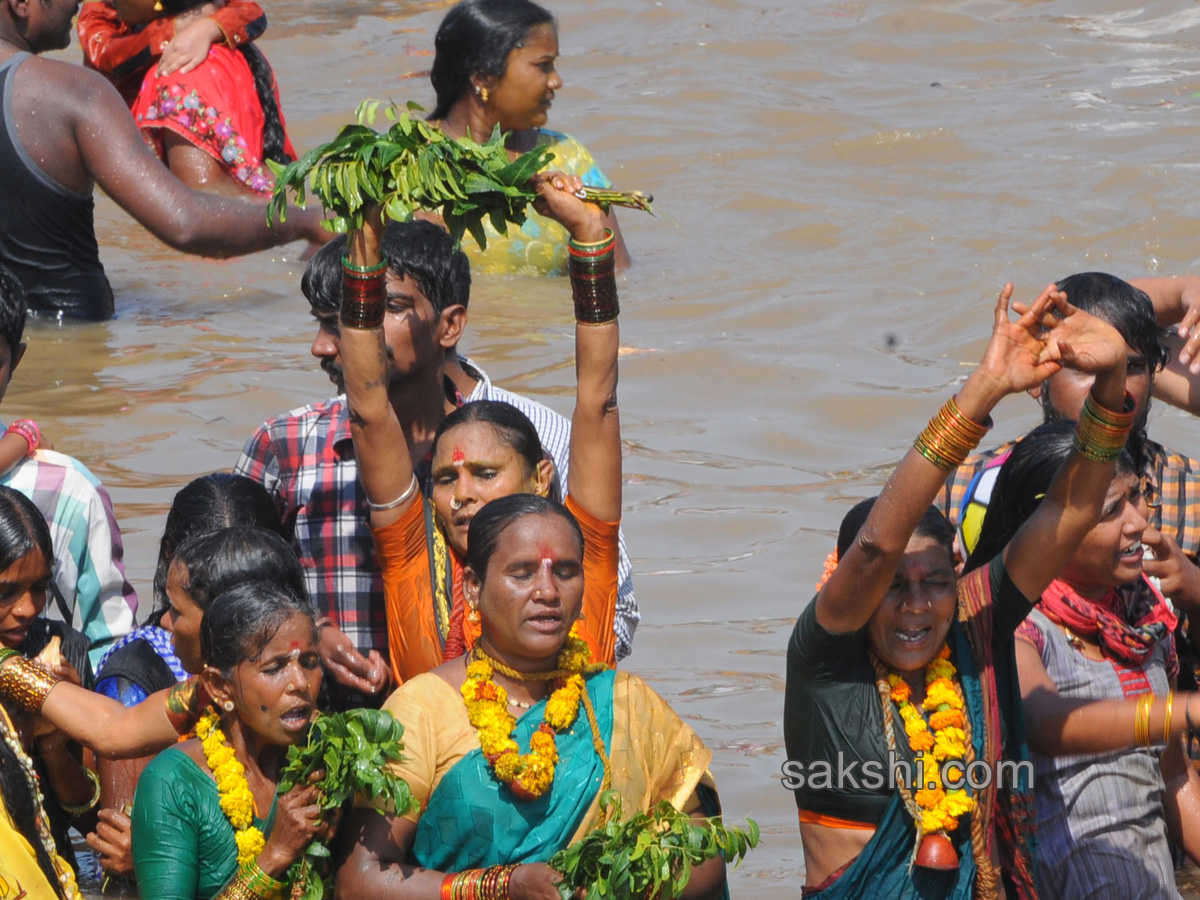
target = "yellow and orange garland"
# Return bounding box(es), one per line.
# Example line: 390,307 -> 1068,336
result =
887,646 -> 975,836
462,631 -> 593,800
197,710 -> 266,865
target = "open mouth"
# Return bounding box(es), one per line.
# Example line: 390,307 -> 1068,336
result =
894,626 -> 931,647
526,612 -> 563,633
1119,541 -> 1145,564
280,706 -> 313,732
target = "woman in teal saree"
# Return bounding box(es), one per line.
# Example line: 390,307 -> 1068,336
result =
335,494 -> 726,900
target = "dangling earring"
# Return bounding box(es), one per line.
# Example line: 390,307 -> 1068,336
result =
222,700 -> 234,712
480,87 -> 490,104
153,0 -> 163,10
468,603 -> 480,625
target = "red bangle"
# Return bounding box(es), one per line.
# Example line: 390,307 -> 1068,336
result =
4,419 -> 39,456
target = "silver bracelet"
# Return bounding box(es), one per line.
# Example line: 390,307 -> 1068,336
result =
367,474 -> 419,512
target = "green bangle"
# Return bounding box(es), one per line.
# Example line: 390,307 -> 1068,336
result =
0,648 -> 18,667
59,768 -> 102,816
341,255 -> 388,278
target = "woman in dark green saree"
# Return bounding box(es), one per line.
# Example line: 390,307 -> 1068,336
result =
784,285 -> 1136,899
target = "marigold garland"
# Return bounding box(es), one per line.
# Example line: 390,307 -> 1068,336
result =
886,645 -> 976,836
462,630 -> 592,799
197,710 -> 266,864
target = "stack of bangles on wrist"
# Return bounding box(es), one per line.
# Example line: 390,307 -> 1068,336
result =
0,650 -> 61,714
1073,391 -> 1137,463
216,862 -> 285,900
4,419 -> 40,456
913,396 -> 992,470
568,229 -> 618,324
440,864 -> 518,900
341,256 -> 387,330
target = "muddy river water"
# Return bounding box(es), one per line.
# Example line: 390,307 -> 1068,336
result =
34,0 -> 1200,894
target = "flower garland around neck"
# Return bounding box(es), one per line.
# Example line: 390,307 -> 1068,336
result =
461,630 -> 597,800
887,646 -> 975,838
196,709 -> 266,865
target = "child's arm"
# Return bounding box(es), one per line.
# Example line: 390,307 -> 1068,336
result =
0,420 -> 46,479
78,1 -> 174,80
157,0 -> 267,76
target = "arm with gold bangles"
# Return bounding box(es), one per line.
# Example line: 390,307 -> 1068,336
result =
0,650 -> 207,757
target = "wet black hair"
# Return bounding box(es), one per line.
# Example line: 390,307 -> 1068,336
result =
432,400 -> 544,477
963,420 -> 1137,575
1045,272 -> 1168,473
200,580 -> 315,676
0,262 -> 27,362
834,497 -> 955,564
466,493 -> 583,579
0,485 -> 53,575
157,0 -> 292,166
430,0 -> 556,120
153,473 -> 286,611
301,221 -> 470,319
171,526 -> 305,612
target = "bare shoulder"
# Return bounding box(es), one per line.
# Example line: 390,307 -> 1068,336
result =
16,55 -> 126,117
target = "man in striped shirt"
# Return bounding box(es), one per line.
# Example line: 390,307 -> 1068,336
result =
236,223 -> 638,708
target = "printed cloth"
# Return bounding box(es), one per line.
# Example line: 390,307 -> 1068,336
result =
0,445 -> 137,668
234,356 -> 638,665
464,129 -> 611,276
132,43 -> 294,195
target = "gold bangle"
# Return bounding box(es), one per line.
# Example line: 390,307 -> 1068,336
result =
59,767 -> 102,815
1163,690 -> 1175,745
1135,693 -> 1154,747
0,656 -> 61,714
913,396 -> 992,469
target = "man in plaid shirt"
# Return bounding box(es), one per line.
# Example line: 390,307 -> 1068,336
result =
940,272 -> 1200,687
236,223 -> 638,707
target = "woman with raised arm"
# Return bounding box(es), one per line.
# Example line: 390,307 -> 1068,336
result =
339,172 -> 621,683
965,421 -> 1200,898
783,286 -> 1135,900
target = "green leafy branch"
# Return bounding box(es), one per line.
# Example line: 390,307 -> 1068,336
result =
549,791 -> 759,900
277,709 -> 417,900
266,100 -> 554,249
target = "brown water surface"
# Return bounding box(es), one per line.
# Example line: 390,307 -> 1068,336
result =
34,0 -> 1200,894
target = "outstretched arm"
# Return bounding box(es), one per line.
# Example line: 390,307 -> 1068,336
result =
65,64 -> 328,254
532,173 -> 621,523
815,284 -> 1067,634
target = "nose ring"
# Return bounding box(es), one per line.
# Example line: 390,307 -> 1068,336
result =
450,497 -> 463,511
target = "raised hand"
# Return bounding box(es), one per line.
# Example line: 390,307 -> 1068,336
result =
972,283 -> 1069,399
530,172 -> 605,244
1026,290 -> 1128,376
1142,527 -> 1200,615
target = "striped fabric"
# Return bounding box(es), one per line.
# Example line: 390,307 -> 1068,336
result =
0,445 -> 137,668
234,356 -> 638,664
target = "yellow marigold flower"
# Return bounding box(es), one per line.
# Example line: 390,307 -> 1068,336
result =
905,717 -> 929,738
494,752 -> 521,782
943,790 -> 974,816
927,659 -> 955,682
466,660 -> 492,680
929,709 -> 964,731
530,731 -> 559,764
235,827 -> 265,864
921,809 -> 950,834
899,704 -> 922,723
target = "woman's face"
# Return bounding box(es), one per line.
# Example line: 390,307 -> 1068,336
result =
219,612 -> 321,748
163,559 -> 205,674
431,422 -> 550,557
0,549 -> 51,650
866,534 -> 958,677
1057,471 -> 1148,597
467,513 -> 584,669
483,23 -> 562,131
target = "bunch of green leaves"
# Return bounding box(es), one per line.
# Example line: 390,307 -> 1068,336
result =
267,100 -> 554,249
549,791 -> 759,900
277,709 -> 417,900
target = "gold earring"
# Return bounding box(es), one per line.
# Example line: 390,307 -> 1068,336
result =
153,0 -> 163,9
480,87 -> 490,104
468,604 -> 480,625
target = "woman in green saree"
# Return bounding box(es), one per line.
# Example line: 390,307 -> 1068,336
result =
131,582 -> 335,900
335,493 -> 726,900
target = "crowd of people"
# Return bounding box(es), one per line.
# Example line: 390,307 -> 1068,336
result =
2,0 -> 1200,898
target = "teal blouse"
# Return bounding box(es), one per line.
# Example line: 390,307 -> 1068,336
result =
132,747 -> 277,900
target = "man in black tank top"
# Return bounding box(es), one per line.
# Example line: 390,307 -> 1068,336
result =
0,0 -> 330,320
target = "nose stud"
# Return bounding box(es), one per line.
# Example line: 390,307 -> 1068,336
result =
450,497 -> 464,511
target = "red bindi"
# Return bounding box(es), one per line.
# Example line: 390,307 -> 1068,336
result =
452,446 -> 465,465
290,641 -> 301,651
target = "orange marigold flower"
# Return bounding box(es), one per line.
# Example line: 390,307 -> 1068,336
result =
929,709 -> 964,731
815,548 -> 839,591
